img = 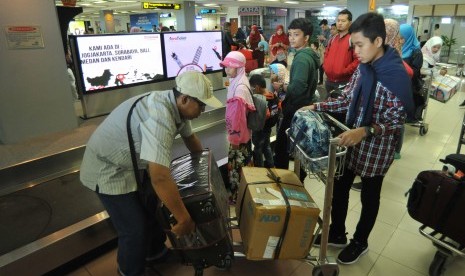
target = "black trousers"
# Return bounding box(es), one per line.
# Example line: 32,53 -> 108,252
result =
274,112 -> 307,182
329,167 -> 384,245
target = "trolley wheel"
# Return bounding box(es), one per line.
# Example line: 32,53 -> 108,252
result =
419,125 -> 428,136
312,266 -> 339,276
429,251 -> 448,276
215,254 -> 233,270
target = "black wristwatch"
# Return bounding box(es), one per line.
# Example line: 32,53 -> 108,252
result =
365,126 -> 375,137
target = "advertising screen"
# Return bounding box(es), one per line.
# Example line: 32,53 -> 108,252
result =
162,31 -> 222,78
72,33 -> 164,93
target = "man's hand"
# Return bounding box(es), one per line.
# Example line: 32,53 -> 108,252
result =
299,104 -> 315,111
337,127 -> 366,147
171,217 -> 195,238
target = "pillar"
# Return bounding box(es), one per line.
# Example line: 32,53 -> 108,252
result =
174,1 -> 196,31
100,10 -> 115,33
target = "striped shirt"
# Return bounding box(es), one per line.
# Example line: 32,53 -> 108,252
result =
315,67 -> 406,177
80,90 -> 192,195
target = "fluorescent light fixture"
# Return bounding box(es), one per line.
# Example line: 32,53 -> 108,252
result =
117,0 -> 138,2
79,3 -> 92,6
120,11 -> 129,14
391,5 -> 408,15
93,1 -> 108,4
203,3 -> 219,6
285,1 -> 299,4
441,17 -> 451,24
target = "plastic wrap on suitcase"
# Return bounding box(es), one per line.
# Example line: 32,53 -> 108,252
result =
289,110 -> 332,172
159,149 -> 234,269
407,170 -> 465,245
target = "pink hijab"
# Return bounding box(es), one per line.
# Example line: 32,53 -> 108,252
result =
220,51 -> 253,105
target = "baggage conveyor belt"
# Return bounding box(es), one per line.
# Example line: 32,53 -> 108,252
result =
0,119 -> 231,275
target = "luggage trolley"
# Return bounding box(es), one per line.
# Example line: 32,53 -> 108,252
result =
418,225 -> 465,276
409,73 -> 433,136
286,113 -> 350,276
454,46 -> 465,78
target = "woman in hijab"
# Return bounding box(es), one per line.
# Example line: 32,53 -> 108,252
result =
269,63 -> 289,102
269,25 -> 290,66
246,25 -> 266,68
385,19 -> 413,160
421,36 -> 447,77
220,51 -> 255,203
385,19 -> 413,78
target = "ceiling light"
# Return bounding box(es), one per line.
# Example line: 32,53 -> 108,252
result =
285,0 -> 299,3
203,3 -> 219,6
79,3 -> 92,6
93,1 -> 108,4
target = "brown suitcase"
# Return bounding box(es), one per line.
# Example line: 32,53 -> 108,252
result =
407,170 -> 465,245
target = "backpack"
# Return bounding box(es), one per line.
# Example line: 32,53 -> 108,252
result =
234,84 -> 268,131
264,92 -> 281,129
247,92 -> 268,131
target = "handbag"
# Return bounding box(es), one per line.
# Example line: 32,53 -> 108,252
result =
126,94 -> 159,217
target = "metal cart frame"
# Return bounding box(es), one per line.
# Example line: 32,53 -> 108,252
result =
453,46 -> 465,77
287,113 -> 350,276
409,73 -> 433,136
418,225 -> 465,276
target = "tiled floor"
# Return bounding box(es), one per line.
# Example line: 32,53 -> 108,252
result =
65,80 -> 465,276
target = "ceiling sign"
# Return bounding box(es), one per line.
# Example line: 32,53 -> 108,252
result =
142,2 -> 181,10
238,7 -> 261,16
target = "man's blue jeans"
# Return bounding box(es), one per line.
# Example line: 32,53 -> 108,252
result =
98,191 -> 167,276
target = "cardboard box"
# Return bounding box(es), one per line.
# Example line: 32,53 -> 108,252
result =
236,167 -> 320,260
430,75 -> 461,102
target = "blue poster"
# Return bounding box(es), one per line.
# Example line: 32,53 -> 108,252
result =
130,13 -> 159,32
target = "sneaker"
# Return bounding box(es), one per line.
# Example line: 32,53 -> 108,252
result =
313,233 -> 348,248
394,152 -> 401,160
460,100 -> 465,107
351,182 -> 362,192
337,239 -> 368,264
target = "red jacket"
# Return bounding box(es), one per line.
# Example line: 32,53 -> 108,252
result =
323,33 -> 359,82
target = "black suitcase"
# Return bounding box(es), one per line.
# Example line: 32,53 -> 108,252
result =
407,170 -> 465,245
158,149 -> 234,274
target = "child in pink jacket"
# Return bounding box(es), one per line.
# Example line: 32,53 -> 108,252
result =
221,51 -> 255,203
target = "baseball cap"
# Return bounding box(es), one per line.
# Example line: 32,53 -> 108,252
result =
175,71 -> 222,108
319,19 -> 328,26
219,51 -> 246,68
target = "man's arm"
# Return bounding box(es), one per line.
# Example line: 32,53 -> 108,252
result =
182,133 -> 203,153
148,162 -> 195,237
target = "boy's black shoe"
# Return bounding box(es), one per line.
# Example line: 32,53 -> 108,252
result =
459,100 -> 465,107
337,239 -> 368,265
313,233 -> 348,248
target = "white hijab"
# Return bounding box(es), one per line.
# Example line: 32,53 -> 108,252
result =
422,36 -> 443,66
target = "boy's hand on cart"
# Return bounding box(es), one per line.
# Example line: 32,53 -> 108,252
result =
171,216 -> 196,238
299,105 -> 315,111
337,128 -> 366,147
